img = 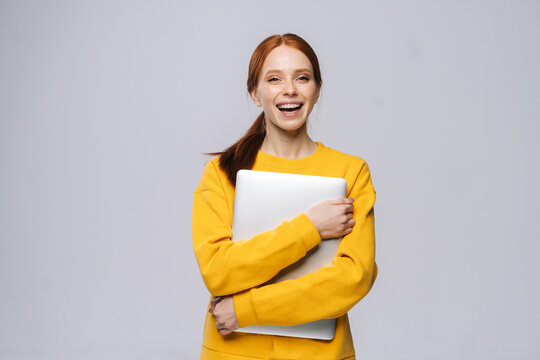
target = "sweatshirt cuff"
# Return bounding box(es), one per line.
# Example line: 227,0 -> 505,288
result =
233,289 -> 258,328
288,213 -> 321,252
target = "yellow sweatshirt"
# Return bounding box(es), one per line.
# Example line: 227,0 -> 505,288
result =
192,141 -> 377,360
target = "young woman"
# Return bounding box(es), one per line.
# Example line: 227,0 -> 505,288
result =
192,33 -> 377,360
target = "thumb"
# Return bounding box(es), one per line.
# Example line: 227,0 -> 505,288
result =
331,197 -> 353,204
209,296 -> 223,313
326,198 -> 349,205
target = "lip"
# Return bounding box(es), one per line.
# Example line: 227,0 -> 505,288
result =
276,103 -> 303,117
276,101 -> 304,106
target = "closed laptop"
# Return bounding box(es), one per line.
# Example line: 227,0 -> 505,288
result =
232,169 -> 347,340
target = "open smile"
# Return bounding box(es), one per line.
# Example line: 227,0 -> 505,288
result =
276,103 -> 304,117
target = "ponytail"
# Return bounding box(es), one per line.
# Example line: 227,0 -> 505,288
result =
204,112 -> 265,187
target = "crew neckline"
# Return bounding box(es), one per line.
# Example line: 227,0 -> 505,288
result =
256,141 -> 326,170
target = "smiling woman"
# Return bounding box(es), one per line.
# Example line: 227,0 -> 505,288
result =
252,45 -> 320,138
192,33 -> 377,360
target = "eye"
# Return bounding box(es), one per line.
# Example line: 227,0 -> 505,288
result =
297,75 -> 310,81
268,77 -> 279,82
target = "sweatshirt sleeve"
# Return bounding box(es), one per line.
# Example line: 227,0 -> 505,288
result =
192,158 -> 322,297
232,160 -> 377,327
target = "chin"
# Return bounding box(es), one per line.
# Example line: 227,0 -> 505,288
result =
265,109 -> 309,132
274,119 -> 307,132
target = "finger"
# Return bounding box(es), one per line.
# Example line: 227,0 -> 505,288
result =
327,198 -> 353,205
339,213 -> 353,224
212,296 -> 223,306
209,296 -> 223,313
340,205 -> 354,215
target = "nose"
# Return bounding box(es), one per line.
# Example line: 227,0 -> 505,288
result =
282,80 -> 297,96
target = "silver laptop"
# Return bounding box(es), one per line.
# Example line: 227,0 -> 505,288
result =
231,169 -> 347,340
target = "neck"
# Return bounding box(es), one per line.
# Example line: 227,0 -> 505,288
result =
260,124 -> 317,159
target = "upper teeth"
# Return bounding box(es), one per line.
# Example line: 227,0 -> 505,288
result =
277,103 -> 302,109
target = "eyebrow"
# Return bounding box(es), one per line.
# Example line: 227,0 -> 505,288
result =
264,68 -> 313,76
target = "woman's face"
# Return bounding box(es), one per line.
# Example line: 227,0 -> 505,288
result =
251,45 -> 320,134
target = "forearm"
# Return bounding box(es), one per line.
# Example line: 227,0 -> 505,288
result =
193,205 -> 321,296
233,191 -> 376,327
234,258 -> 376,327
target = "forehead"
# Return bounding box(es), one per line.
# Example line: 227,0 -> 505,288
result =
261,45 -> 313,74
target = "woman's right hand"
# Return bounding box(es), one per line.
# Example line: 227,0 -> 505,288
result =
305,198 -> 355,239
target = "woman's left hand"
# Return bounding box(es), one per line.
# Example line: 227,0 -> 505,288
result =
209,295 -> 240,335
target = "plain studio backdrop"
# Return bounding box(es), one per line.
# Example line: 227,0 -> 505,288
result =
1,1 -> 539,359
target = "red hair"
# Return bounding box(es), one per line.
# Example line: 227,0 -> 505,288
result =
206,33 -> 322,186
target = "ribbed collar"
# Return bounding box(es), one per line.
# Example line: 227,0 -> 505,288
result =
254,141 -> 326,170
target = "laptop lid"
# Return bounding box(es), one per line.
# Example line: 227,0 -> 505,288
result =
231,169 -> 347,340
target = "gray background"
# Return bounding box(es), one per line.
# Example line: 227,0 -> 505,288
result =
1,1 -> 538,359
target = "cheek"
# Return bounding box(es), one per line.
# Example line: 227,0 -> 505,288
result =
260,90 -> 280,107
304,85 -> 319,100
260,83 -> 281,97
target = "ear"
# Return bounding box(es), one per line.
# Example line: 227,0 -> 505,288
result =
250,90 -> 262,107
314,86 -> 321,104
